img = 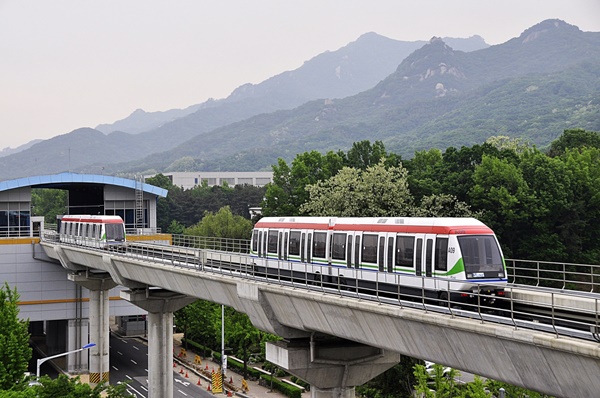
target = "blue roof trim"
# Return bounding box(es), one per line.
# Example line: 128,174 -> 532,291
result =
0,172 -> 168,197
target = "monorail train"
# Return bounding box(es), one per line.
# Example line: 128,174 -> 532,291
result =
251,217 -> 507,304
59,215 -> 126,248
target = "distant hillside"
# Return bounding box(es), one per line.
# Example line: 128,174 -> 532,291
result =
92,34 -> 488,141
0,33 -> 488,180
95,104 -> 204,134
0,139 -> 42,158
101,19 -> 600,174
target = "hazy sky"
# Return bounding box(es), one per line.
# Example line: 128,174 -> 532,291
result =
2,0 -> 599,149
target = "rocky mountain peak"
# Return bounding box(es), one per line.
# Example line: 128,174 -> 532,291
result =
519,19 -> 581,43
395,37 -> 464,83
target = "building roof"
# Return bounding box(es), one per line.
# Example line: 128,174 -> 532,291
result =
0,172 -> 168,197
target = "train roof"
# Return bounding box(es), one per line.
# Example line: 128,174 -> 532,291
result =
255,216 -> 493,234
61,215 -> 124,224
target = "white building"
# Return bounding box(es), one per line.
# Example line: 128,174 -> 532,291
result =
151,171 -> 273,190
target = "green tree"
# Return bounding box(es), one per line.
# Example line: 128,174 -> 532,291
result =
31,189 -> 67,224
262,151 -> 345,216
0,283 -> 31,391
486,135 -> 530,154
184,206 -> 253,241
546,128 -> 600,157
175,300 -> 219,352
559,147 -> 600,263
145,174 -> 174,230
413,194 -> 481,218
300,159 -> 414,217
485,379 -> 552,398
469,155 -> 531,257
342,140 -> 399,170
222,308 -> 265,379
405,148 -> 444,200
144,173 -> 173,190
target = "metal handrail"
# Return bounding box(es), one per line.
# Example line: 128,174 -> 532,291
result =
40,230 -> 600,343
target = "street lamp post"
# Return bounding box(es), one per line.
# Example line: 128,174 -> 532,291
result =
36,343 -> 96,379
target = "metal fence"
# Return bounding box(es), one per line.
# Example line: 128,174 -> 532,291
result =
39,231 -> 600,342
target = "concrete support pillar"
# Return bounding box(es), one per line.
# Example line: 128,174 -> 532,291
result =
267,337 -> 401,398
88,288 -> 110,384
147,312 -> 174,396
69,273 -> 117,385
121,288 -> 196,398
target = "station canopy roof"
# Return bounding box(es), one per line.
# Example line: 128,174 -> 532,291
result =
0,172 -> 168,197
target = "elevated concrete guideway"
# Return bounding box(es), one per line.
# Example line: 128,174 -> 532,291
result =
39,240 -> 600,398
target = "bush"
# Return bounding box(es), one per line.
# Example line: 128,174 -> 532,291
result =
259,375 -> 303,398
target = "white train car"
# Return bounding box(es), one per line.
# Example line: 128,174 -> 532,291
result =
59,215 -> 126,249
251,216 -> 507,304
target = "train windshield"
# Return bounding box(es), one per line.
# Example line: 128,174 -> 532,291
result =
105,224 -> 125,242
457,235 -> 504,279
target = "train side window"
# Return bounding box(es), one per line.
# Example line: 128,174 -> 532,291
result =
395,236 -> 415,267
289,231 -> 301,256
332,233 -> 346,261
354,236 -> 361,269
362,234 -> 377,264
435,238 -> 449,271
267,230 -> 278,254
378,237 -> 385,272
252,231 -> 258,252
415,238 -> 423,276
387,237 -> 394,272
262,231 -> 267,257
346,235 -> 353,268
313,232 -> 327,258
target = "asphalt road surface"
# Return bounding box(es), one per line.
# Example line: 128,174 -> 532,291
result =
110,333 -> 212,397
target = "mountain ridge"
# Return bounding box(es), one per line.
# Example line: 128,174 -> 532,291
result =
2,20 -> 598,180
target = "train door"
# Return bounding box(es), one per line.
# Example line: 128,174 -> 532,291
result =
346,235 -> 353,268
307,233 -> 312,263
278,232 -> 283,260
378,236 -> 385,272
415,238 -> 423,276
262,231 -> 268,258
424,235 -> 435,278
283,231 -> 289,261
300,232 -> 306,263
387,235 -> 394,273
354,235 -> 361,269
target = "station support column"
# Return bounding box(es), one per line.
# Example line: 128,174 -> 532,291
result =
69,273 -> 117,385
121,288 -> 196,398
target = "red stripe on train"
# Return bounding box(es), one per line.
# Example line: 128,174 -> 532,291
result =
254,222 -> 493,235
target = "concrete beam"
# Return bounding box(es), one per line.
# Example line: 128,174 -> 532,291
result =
267,337 -> 400,398
40,242 -> 600,397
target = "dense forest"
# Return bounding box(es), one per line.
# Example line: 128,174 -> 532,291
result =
142,128 -> 600,265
